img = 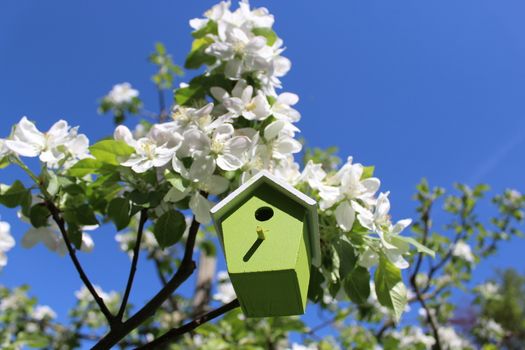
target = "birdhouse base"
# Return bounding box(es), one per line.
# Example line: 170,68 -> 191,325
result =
230,267 -> 310,318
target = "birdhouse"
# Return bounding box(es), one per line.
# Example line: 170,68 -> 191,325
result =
211,170 -> 321,318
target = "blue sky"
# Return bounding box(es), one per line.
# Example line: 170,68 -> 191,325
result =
1,0 -> 525,345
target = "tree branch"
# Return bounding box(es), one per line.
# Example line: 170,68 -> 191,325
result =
117,209 -> 148,320
46,201 -> 116,326
135,299 -> 240,349
93,215 -> 202,349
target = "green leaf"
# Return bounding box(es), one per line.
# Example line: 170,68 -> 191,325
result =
107,198 -> 131,231
155,41 -> 166,54
343,267 -> 371,304
68,158 -> 103,177
17,332 -> 50,348
374,257 -> 407,322
307,267 -> 325,302
64,204 -> 98,226
334,236 -> 357,278
165,172 -> 186,192
0,180 -> 29,208
46,172 -> 60,196
192,20 -> 218,39
29,205 -> 49,228
252,27 -> 278,45
185,37 -> 216,69
153,209 -> 186,249
361,166 -> 375,179
89,140 -> 134,165
68,225 -> 83,250
395,236 -> 435,258
63,184 -> 84,195
0,156 -> 10,169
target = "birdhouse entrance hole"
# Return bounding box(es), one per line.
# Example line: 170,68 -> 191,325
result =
255,206 -> 274,221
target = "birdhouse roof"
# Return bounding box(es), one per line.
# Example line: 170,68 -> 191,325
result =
211,170 -> 321,267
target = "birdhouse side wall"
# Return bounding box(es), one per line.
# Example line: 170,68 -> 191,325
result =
295,219 -> 312,310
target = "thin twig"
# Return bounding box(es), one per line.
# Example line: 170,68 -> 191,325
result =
46,201 -> 116,326
409,198 -> 442,350
117,209 -> 148,320
135,299 -> 240,349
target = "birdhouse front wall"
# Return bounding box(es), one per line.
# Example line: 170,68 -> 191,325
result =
220,184 -> 307,273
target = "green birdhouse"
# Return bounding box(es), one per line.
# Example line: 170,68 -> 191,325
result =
211,170 -> 321,318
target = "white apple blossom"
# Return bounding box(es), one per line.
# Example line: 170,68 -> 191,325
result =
452,240 -> 475,263
211,80 -> 270,120
210,125 -> 251,171
271,92 -> 301,123
116,124 -> 183,173
389,327 -> 435,349
352,193 -> 412,269
262,120 -> 302,160
32,305 -> 57,320
120,138 -> 176,173
298,161 -> 327,190
4,116 -> 90,168
475,282 -> 500,300
290,343 -> 317,350
320,157 -> 380,210
21,217 -> 96,256
272,155 -> 301,185
0,220 -> 15,270
75,285 -> 119,304
0,139 -> 11,159
170,104 -> 217,132
358,246 -> 380,269
476,318 -> 504,341
207,27 -> 270,79
105,82 -> 139,105
437,326 -> 473,350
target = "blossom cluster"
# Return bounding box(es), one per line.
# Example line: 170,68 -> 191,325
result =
0,220 -> 15,271
191,0 -> 290,96
0,116 -> 90,169
388,327 -> 436,349
104,83 -> 139,106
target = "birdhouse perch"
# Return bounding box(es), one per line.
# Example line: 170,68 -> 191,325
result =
211,170 -> 321,318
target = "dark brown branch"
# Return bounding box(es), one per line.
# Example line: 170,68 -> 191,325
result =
409,201 -> 433,287
46,201 -> 116,326
93,216 -> 202,349
135,299 -> 240,349
415,287 -> 441,350
117,209 -> 148,320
